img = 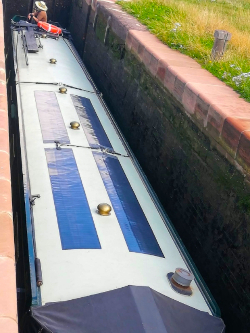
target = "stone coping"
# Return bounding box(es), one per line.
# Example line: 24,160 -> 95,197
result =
88,0 -> 250,176
0,2 -> 18,332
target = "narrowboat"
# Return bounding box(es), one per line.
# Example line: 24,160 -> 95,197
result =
11,17 -> 225,332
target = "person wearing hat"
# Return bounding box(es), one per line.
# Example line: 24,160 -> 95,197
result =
28,1 -> 48,23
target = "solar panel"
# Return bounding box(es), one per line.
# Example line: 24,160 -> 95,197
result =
35,91 -> 70,143
94,152 -> 164,257
71,95 -> 163,257
46,148 -> 101,250
71,95 -> 112,149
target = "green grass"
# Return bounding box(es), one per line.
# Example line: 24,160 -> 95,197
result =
119,0 -> 250,102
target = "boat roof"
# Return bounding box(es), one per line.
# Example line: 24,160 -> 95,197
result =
12,28 -> 213,314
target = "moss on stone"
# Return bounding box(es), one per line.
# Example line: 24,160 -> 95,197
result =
95,13 -> 106,42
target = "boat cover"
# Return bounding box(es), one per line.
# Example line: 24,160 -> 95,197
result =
27,286 -> 225,333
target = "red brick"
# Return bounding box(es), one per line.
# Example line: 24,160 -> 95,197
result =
0,110 -> 8,131
170,67 -> 212,77
164,66 -> 176,94
0,38 -> 4,54
0,69 -> 6,83
158,58 -> 201,68
178,73 -> 224,86
130,35 -> 140,54
137,43 -> 145,61
207,101 -> 250,140
150,46 -> 197,63
0,128 -> 9,153
0,178 -> 12,214
0,257 -> 17,320
156,59 -> 167,83
0,82 -> 6,95
207,104 -> 228,138
0,213 -> 14,260
186,82 -> 238,100
209,98 -> 250,113
194,96 -> 210,125
143,44 -> 166,60
127,33 -> 146,60
0,150 -> 10,180
182,83 -> 197,115
148,54 -> 158,77
0,95 -> 7,112
0,318 -> 18,333
142,47 -> 151,66
207,95 -> 248,109
221,118 -> 250,155
0,60 -> 4,68
237,131 -> 250,170
125,33 -> 133,51
173,75 -> 186,102
128,30 -> 164,57
129,30 -> 200,66
150,47 -> 178,61
200,87 -> 239,105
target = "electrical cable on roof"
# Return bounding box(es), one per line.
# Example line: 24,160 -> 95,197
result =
54,141 -> 129,158
16,81 -> 101,95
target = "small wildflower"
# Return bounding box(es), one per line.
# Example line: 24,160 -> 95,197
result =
232,72 -> 250,86
222,72 -> 228,79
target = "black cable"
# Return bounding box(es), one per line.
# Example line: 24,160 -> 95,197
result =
16,81 -> 101,94
55,141 -> 129,158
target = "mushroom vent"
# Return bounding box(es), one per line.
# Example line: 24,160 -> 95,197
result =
97,203 -> 112,216
172,268 -> 194,287
167,268 -> 194,296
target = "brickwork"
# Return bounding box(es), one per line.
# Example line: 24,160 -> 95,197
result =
69,1 -> 250,332
0,1 -> 18,332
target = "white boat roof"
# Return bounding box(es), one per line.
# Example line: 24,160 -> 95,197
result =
13,30 -> 211,314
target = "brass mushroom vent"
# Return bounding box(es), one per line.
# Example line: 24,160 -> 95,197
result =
59,87 -> 67,94
50,58 -> 57,64
97,203 -> 112,216
70,121 -> 80,130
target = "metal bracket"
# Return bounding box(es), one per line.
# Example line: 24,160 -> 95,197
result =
55,141 -> 62,150
29,194 -> 41,206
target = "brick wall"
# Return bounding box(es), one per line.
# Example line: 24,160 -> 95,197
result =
69,1 -> 250,332
0,1 -> 18,332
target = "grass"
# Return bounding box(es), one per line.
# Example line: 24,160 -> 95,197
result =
119,0 -> 250,102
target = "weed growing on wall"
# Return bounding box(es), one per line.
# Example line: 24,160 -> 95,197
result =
119,0 -> 250,101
